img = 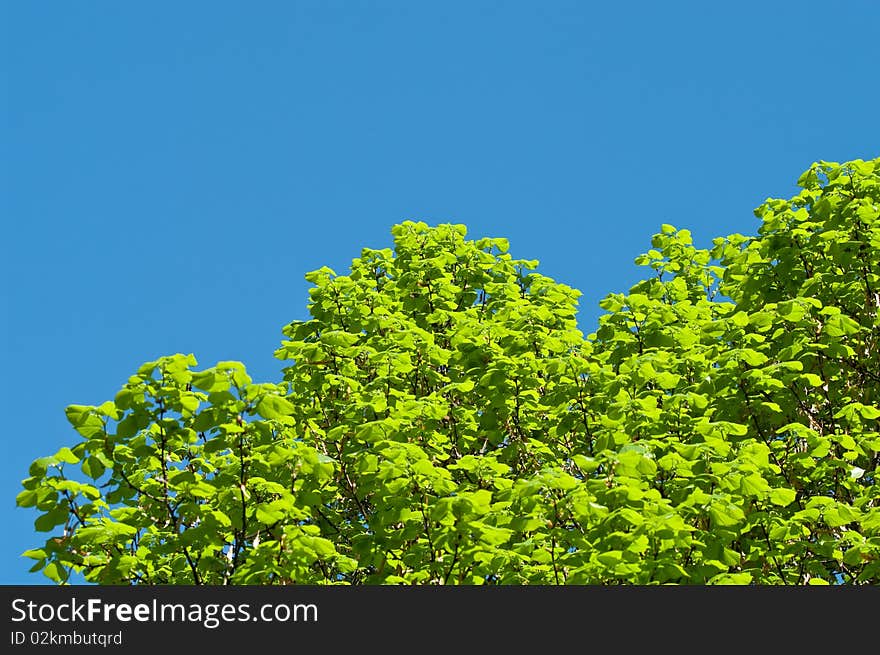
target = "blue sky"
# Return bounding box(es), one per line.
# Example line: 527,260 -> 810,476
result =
3,1 -> 878,584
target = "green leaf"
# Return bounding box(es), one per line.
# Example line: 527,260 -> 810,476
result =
476,524 -> 514,546
255,504 -> 285,525
256,394 -> 296,419
54,447 -> 80,465
22,548 -> 47,561
81,456 -> 106,480
16,489 -> 38,508
95,400 -> 119,419
709,502 -> 745,528
35,506 -> 68,532
824,314 -> 860,337
738,349 -> 768,367
740,473 -> 770,497
768,488 -> 796,507
180,394 -> 200,414
655,371 -> 680,389
708,572 -> 752,585
43,561 -> 65,583
857,405 -> 880,420
824,505 -> 859,528
64,405 -> 105,438
192,370 -> 229,392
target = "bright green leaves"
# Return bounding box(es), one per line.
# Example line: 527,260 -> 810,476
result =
736,348 -> 768,367
614,446 -> 657,479
53,447 -> 80,465
34,504 -> 70,532
18,354 -> 319,585
64,405 -> 105,439
708,500 -> 746,529
823,504 -> 860,528
255,394 -> 296,420
255,499 -> 302,526
768,488 -> 797,507
708,572 -> 752,585
191,369 -> 231,393
823,313 -> 861,338
17,159 -> 880,586
42,561 -> 68,583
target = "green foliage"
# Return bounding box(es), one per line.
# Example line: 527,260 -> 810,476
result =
19,157 -> 880,584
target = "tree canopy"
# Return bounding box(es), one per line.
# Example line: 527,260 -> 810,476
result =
18,157 -> 880,584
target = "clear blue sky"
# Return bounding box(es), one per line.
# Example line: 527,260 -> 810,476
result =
3,1 -> 878,584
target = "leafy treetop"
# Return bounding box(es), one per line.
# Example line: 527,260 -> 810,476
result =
18,157 -> 880,584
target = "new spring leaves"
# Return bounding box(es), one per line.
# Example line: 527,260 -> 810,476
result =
19,158 -> 880,584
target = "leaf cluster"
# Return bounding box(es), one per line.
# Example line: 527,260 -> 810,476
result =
19,158 -> 880,584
